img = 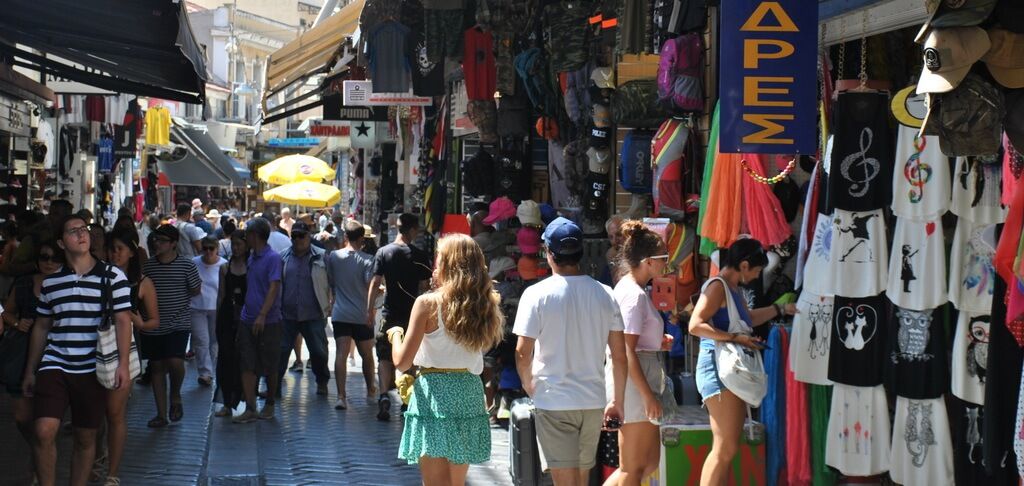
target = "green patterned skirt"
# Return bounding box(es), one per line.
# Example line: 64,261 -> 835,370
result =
398,371 -> 491,465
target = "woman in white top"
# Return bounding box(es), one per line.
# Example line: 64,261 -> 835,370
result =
387,233 -> 504,486
605,220 -> 672,486
191,236 -> 226,386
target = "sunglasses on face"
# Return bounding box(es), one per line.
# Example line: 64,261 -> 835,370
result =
38,254 -> 60,263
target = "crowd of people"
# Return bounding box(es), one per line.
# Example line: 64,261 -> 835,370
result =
0,196 -> 786,486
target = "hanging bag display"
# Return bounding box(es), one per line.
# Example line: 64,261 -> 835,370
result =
95,265 -> 140,390
619,130 -> 654,193
611,79 -> 674,128
706,277 -> 768,407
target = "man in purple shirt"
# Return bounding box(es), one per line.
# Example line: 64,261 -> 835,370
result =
234,218 -> 284,423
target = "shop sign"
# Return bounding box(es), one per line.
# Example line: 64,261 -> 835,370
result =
720,1 -> 818,154
323,102 -> 388,122
0,96 -> 30,137
308,120 -> 351,137
267,137 -> 321,148
342,80 -> 432,107
113,124 -> 137,159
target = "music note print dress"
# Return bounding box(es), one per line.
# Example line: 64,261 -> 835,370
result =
891,126 -> 950,221
828,92 -> 894,212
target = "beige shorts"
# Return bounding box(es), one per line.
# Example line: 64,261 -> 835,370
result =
607,351 -> 666,424
534,408 -> 604,470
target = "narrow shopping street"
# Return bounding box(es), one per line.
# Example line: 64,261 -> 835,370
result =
0,341 -> 513,486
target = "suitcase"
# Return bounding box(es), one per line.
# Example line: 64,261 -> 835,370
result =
509,398 -> 553,486
659,406 -> 766,485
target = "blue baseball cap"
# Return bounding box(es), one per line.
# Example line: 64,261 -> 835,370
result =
542,217 -> 583,255
538,203 -> 558,224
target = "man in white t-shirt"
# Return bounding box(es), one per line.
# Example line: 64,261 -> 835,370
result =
173,203 -> 206,258
514,217 -> 627,486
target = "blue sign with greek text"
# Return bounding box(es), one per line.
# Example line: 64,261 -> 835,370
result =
720,0 -> 818,154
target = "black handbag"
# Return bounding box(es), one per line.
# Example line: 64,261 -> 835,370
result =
0,330 -> 30,388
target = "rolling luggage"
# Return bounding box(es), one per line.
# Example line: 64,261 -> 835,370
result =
509,398 -> 552,485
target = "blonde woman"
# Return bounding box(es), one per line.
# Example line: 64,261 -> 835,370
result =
387,234 -> 505,486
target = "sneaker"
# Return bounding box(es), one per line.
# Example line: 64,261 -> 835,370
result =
258,403 -> 275,420
305,360 -> 312,369
316,383 -> 328,396
232,409 -> 258,424
289,360 -> 304,373
334,398 -> 348,410
376,396 -> 391,421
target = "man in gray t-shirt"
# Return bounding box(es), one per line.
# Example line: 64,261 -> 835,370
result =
325,220 -> 377,409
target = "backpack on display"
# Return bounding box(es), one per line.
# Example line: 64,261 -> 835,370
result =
514,48 -> 558,117
611,79 -> 674,128
495,140 -> 531,202
619,130 -> 654,194
497,91 -> 532,138
462,150 -> 495,197
657,33 -> 704,113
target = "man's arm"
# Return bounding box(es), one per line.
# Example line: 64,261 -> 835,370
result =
367,275 -> 384,326
21,315 -> 53,396
515,336 -> 536,397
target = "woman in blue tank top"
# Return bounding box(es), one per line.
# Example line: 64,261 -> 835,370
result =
687,239 -> 795,486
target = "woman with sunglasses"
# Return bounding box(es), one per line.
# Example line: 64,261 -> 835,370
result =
214,231 -> 248,417
0,240 -> 63,484
192,236 -> 227,387
603,221 -> 673,486
688,239 -> 795,486
102,229 -> 159,486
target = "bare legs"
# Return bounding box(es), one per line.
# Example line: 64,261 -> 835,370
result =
105,385 -> 131,478
34,418 -> 97,486
700,390 -> 746,486
334,336 -> 377,399
603,422 -> 660,486
418,456 -> 469,486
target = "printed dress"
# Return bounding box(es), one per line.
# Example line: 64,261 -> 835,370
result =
789,292 -> 833,385
890,397 -> 954,486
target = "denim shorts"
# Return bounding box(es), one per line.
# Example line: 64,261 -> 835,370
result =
695,346 -> 724,403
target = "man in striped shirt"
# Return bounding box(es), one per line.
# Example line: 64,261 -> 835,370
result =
22,214 -> 133,486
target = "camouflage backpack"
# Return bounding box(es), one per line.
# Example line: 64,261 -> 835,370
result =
612,79 -> 674,128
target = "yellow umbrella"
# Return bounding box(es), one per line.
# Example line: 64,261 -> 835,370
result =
257,154 -> 336,185
263,181 -> 341,208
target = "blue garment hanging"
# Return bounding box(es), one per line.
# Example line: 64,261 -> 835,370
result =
762,325 -> 788,486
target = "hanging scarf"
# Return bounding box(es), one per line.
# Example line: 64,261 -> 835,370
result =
810,385 -> 836,486
795,162 -> 821,289
741,154 -> 793,247
698,102 -> 721,255
786,330 -> 813,485
700,150 -> 742,250
763,326 -> 788,486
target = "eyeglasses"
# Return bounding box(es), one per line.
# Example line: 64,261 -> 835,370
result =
65,226 -> 90,238
38,254 -> 60,263
202,247 -> 217,252
648,254 -> 670,261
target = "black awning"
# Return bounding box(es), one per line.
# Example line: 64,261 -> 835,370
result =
0,0 -> 206,103
169,126 -> 246,187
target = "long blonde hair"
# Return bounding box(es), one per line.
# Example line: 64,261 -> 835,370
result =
434,233 -> 505,352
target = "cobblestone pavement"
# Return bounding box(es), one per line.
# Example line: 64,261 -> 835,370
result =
0,333 -> 514,486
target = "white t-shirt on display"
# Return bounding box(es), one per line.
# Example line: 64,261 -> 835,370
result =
789,292 -> 833,385
948,220 -> 997,314
802,213 -> 834,297
191,256 -> 226,310
889,396 -> 954,486
885,218 -> 947,311
950,156 -> 1006,226
951,312 -> 989,406
513,274 -> 624,411
891,127 -> 950,221
828,209 -> 888,298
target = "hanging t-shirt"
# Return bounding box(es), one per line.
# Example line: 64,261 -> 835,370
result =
950,400 -> 996,485
825,384 -> 891,476
950,156 -> 1007,226
36,119 -> 55,170
828,294 -> 887,387
145,106 -> 170,146
828,209 -> 888,298
463,27 -> 496,100
885,218 -> 947,311
368,21 -> 412,93
948,220 -> 997,314
889,397 -> 955,486
402,0 -> 446,97
891,127 -> 950,221
789,292 -> 833,385
802,210 -> 834,296
952,312 -> 990,406
97,137 -> 114,173
828,92 -> 894,211
886,306 -> 949,399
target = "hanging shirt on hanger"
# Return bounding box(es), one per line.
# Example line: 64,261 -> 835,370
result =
1003,134 -> 1023,206
145,106 -> 170,146
403,1 -> 446,97
891,126 -> 950,221
97,137 -> 114,173
828,92 -> 893,212
368,20 -> 412,94
951,312 -> 990,406
463,27 -> 496,100
828,209 -> 888,298
889,396 -> 955,486
36,118 -> 55,170
789,291 -> 833,385
828,293 -> 887,387
886,306 -> 949,399
825,384 -> 891,476
885,218 -> 947,311
951,156 -> 1007,226
948,220 -> 998,314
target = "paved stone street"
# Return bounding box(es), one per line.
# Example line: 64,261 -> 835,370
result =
0,333 -> 513,486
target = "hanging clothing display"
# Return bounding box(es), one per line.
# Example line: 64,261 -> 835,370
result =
948,220 -> 998,314
983,275 -> 1024,481
763,326 -> 787,486
367,20 -> 412,93
144,106 -> 170,146
828,92 -> 894,212
885,218 -> 947,311
810,384 -> 837,486
827,209 -> 888,298
1003,134 -> 1023,206
891,127 -> 950,221
463,27 -> 496,100
885,306 -> 949,399
789,292 -> 833,385
795,162 -> 822,289
740,154 -> 792,247
785,350 -> 812,485
952,312 -> 990,406
828,294 -> 887,387
1015,365 -> 1024,480
950,399 -> 996,485
889,397 -> 955,486
951,156 -> 1007,226
825,384 -> 891,477
801,209 -> 833,297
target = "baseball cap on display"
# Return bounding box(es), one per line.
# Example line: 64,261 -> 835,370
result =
517,255 -> 540,280
592,103 -> 611,128
916,26 -> 991,94
488,256 -> 516,279
591,67 -> 615,89
542,217 -> 583,256
586,147 -> 613,174
483,197 -> 517,225
916,0 -> 998,42
517,227 -> 542,254
982,28 -> 1024,89
538,203 -> 558,224
517,200 -> 543,227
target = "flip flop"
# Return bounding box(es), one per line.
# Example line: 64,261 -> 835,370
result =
147,416 -> 168,428
169,403 -> 183,422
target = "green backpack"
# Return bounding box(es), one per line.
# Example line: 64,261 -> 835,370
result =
612,79 -> 674,128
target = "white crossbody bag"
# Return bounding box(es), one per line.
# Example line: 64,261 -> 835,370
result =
705,277 -> 768,407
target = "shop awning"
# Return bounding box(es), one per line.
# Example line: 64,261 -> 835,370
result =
0,0 -> 207,103
264,0 -> 363,99
158,127 -> 246,187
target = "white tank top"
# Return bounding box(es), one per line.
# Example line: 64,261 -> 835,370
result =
414,303 -> 484,375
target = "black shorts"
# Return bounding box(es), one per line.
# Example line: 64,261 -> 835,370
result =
333,321 -> 374,342
139,330 -> 190,361
33,369 -> 107,428
236,322 -> 282,375
375,320 -> 408,363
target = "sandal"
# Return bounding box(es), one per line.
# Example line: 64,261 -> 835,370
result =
104,476 -> 121,486
147,416 -> 168,428
169,403 -> 183,422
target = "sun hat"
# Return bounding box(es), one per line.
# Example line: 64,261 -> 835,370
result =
517,227 -> 542,254
516,200 -> 543,227
982,28 -> 1024,89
